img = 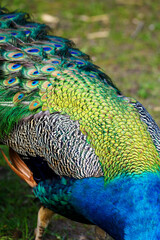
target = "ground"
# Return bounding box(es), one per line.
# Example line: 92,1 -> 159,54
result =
0,0 -> 159,239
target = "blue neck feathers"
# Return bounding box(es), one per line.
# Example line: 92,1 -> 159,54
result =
34,172 -> 160,240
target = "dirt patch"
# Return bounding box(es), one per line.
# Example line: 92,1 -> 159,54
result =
45,216 -> 114,240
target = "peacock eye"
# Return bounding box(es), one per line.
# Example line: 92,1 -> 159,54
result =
76,61 -> 85,65
7,63 -> 22,72
18,93 -> 24,100
32,71 -> 39,75
47,67 -> 55,71
3,77 -> 19,86
52,60 -> 60,64
8,78 -> 16,84
11,32 -> 17,36
13,53 -> 24,58
43,47 -> 52,51
54,44 -> 62,48
32,81 -> 39,85
24,30 -> 31,34
26,80 -> 39,89
70,50 -> 78,55
33,102 -> 38,107
41,65 -> 55,73
3,14 -> 15,19
29,99 -> 42,110
27,48 -> 39,53
13,92 -> 25,103
67,63 -> 74,68
12,64 -> 21,69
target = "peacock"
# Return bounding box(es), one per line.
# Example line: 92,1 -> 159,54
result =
0,7 -> 160,240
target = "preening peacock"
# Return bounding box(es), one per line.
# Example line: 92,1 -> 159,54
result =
0,8 -> 160,240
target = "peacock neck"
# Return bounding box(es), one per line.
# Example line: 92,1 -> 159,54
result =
70,173 -> 160,240
34,172 -> 160,240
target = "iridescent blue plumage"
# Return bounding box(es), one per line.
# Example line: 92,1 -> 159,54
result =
34,173 -> 160,240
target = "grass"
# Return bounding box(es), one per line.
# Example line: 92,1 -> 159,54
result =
0,146 -> 38,239
0,0 -> 160,239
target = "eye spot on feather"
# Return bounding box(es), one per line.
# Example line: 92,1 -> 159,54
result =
47,67 -> 54,71
33,71 -> 39,75
32,80 -> 39,85
3,77 -> 19,86
69,50 -> 81,57
66,63 -> 75,69
41,65 -> 55,73
76,61 -> 84,65
43,46 -> 53,52
71,51 -> 78,55
13,92 -> 25,103
24,47 -> 40,54
24,30 -> 31,35
24,68 -> 40,78
90,73 -> 96,78
29,99 -> 42,110
52,60 -> 60,64
12,64 -> 21,69
75,60 -> 85,66
6,51 -> 24,60
9,78 -> 15,84
2,14 -> 15,19
13,53 -> 24,58
0,36 -> 5,41
7,63 -> 22,72
54,43 -> 63,48
26,80 -> 39,89
18,93 -> 24,100
11,32 -> 17,36
28,48 -> 39,53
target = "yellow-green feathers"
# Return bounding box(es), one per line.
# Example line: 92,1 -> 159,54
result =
39,69 -> 160,180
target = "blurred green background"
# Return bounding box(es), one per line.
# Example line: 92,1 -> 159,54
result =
0,0 -> 159,239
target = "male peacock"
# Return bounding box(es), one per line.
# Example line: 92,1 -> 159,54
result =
0,8 -> 160,240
